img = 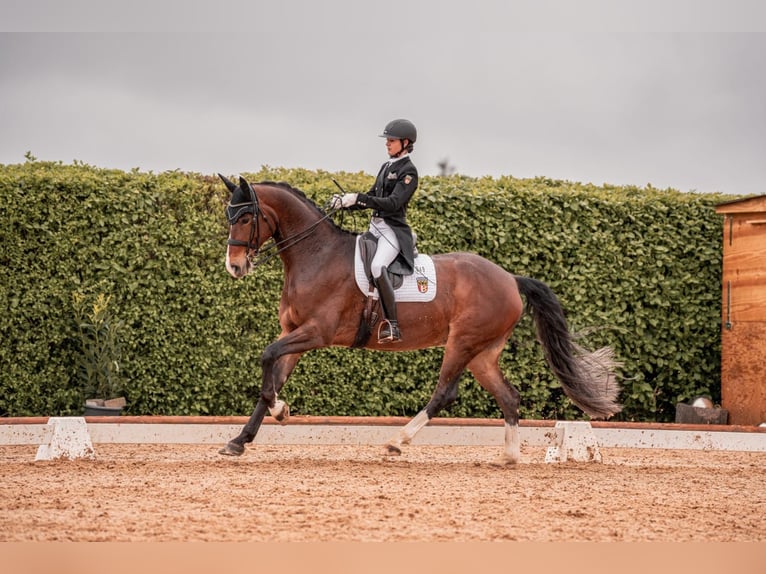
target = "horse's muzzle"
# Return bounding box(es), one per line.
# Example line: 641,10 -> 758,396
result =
225,253 -> 251,278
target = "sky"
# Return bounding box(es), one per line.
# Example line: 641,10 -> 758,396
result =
1,1 -> 765,196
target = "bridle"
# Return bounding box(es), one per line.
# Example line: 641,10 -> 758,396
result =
223,177 -> 337,268
225,180 -> 274,260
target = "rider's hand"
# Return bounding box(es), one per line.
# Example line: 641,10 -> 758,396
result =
340,193 -> 358,208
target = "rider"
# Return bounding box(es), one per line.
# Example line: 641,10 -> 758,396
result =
333,118 -> 419,343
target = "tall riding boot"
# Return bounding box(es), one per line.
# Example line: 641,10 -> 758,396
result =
375,267 -> 401,343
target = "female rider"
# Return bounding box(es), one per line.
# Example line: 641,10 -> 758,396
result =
334,118 -> 419,343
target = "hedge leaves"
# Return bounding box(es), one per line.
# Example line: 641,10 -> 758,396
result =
0,161 -> 734,421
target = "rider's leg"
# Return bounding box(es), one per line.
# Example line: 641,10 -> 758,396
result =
370,219 -> 401,343
375,266 -> 400,343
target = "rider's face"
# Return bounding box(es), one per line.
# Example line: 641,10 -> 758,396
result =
385,138 -> 404,157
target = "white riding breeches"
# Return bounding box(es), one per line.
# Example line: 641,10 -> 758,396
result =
368,217 -> 400,279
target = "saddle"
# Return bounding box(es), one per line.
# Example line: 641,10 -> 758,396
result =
352,232 -> 399,348
357,231 -> 405,290
351,232 -> 433,348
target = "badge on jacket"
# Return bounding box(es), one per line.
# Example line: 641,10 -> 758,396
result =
404,175 -> 412,184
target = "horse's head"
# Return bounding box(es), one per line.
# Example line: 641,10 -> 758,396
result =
219,174 -> 274,278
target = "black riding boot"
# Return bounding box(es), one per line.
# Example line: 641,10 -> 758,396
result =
375,267 -> 401,343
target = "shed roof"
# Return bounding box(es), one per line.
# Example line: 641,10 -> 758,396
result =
715,195 -> 766,214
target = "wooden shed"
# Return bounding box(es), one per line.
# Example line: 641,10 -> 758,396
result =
715,195 -> 766,425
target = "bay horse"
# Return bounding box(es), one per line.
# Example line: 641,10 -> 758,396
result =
218,175 -> 621,464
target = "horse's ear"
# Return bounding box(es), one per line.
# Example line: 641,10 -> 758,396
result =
218,173 -> 237,193
238,176 -> 252,191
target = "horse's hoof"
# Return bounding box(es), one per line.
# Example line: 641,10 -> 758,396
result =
382,443 -> 402,456
490,454 -> 518,467
218,442 -> 245,456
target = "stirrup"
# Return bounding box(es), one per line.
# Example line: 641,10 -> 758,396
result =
378,319 -> 401,344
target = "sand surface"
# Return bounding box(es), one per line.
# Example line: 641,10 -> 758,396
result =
1,443 -> 764,541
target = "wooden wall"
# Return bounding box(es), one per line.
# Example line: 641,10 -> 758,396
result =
722,216 -> 766,323
721,322 -> 766,425
717,197 -> 766,425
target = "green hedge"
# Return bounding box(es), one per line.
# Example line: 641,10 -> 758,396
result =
0,160 -> 735,421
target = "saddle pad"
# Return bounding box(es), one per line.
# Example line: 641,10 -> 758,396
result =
354,235 -> 437,303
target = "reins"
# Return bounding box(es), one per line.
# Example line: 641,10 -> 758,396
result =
224,177 -> 405,271
245,208 -> 338,269
226,179 -> 341,269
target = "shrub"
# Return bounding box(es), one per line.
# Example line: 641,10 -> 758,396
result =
0,161 -> 736,420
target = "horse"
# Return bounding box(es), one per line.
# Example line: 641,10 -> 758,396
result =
217,175 -> 621,464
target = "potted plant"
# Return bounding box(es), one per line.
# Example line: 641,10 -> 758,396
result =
72,292 -> 127,416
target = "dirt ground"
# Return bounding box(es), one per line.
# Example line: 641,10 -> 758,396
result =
1,443 -> 764,542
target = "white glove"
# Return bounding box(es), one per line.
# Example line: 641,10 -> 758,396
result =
340,193 -> 357,208
330,193 -> 357,209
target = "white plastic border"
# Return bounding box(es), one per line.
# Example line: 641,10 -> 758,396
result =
2,418 -> 765,452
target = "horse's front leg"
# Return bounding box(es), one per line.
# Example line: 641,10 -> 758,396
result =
219,398 -> 268,456
259,344 -> 303,422
218,350 -> 302,456
263,352 -> 301,424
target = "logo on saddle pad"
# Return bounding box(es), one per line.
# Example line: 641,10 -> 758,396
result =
354,236 -> 437,303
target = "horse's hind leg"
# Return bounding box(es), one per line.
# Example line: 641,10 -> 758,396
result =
384,344 -> 470,456
468,345 -> 521,465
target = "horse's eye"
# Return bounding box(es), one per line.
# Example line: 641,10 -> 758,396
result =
238,214 -> 252,225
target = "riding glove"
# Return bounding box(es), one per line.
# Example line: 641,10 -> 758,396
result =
332,193 -> 358,209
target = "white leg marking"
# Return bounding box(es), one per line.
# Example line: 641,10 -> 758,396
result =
500,422 -> 520,464
268,398 -> 289,422
388,409 -> 430,450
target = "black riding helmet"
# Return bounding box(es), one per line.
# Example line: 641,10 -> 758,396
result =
379,119 -> 417,145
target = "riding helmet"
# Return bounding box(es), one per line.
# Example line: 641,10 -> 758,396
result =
379,119 -> 417,143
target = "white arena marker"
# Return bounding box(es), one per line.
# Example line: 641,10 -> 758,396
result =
545,421 -> 601,463
35,417 -> 95,461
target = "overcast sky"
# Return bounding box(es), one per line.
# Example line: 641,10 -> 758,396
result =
2,1 -> 765,195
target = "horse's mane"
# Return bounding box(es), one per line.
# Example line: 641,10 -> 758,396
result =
259,181 -> 357,237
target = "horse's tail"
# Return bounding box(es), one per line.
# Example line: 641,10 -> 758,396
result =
515,275 -> 622,419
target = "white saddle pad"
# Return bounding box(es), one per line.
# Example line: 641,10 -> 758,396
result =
354,235 -> 437,302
